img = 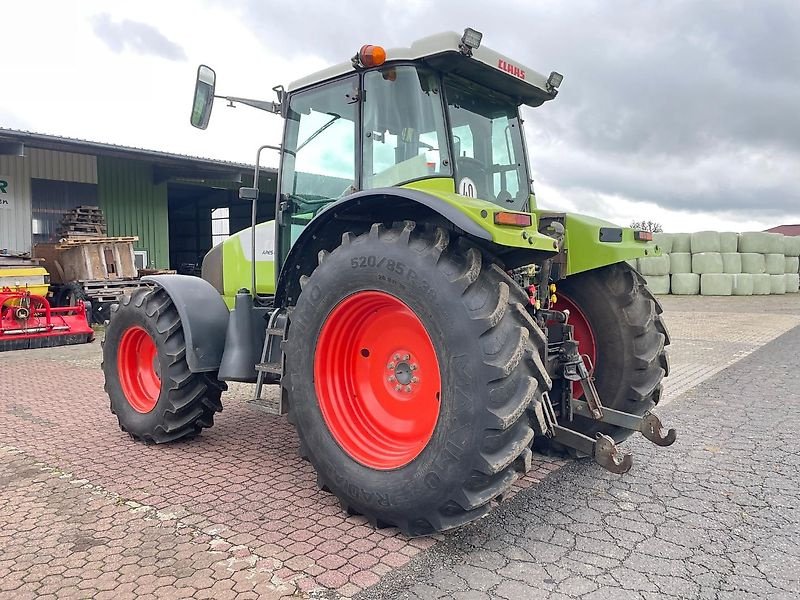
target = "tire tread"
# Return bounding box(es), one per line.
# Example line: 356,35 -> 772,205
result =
286,221 -> 551,535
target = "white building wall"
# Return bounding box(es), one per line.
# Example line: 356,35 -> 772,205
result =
0,148 -> 97,255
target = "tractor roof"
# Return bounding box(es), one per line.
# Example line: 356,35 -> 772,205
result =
288,31 -> 559,107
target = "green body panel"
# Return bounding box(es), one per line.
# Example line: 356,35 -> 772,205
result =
534,210 -> 662,276
401,179 -> 558,252
213,182 -> 658,307
220,228 -> 276,307
97,156 -> 170,268
218,222 -> 306,306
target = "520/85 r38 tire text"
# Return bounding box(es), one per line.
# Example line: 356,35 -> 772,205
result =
284,221 -> 551,536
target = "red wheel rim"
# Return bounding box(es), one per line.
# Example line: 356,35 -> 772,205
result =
552,293 -> 597,399
117,326 -> 161,413
314,291 -> 442,470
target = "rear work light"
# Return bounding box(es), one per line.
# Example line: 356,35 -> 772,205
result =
494,212 -> 532,227
459,28 -> 483,54
634,230 -> 653,241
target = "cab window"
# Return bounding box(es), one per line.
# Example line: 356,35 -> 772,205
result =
445,75 -> 529,208
362,66 -> 451,188
281,76 -> 359,218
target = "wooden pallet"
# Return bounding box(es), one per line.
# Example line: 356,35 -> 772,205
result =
56,236 -> 138,248
58,224 -> 107,236
59,206 -> 107,239
137,268 -> 176,276
80,278 -> 153,301
65,214 -> 105,223
63,206 -> 103,218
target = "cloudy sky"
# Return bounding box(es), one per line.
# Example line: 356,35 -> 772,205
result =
2,0 -> 798,231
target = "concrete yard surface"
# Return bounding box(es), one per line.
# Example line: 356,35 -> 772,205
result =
1,294 -> 798,599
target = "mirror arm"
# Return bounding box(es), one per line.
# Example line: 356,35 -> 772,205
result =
216,95 -> 281,114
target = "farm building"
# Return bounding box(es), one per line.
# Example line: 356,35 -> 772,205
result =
0,128 -> 276,272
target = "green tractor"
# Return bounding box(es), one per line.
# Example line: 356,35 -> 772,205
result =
103,29 -> 673,536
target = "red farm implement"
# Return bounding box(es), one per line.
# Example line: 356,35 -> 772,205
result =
0,289 -> 94,352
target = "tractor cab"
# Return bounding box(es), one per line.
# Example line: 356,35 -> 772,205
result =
191,30 -> 568,290
275,30 -> 563,265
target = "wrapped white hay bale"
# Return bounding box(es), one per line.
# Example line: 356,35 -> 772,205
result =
770,274 -> 786,294
645,275 -> 670,295
652,233 -> 673,254
765,253 -> 785,275
691,231 -> 721,253
752,274 -> 772,295
719,232 -> 739,253
731,274 -> 754,296
783,236 -> 800,257
740,253 -> 766,274
767,233 -> 785,254
638,255 -> 670,276
669,252 -> 692,274
700,273 -> 733,296
671,273 -> 700,295
671,233 -> 691,253
738,231 -> 771,254
785,256 -> 800,274
721,253 -> 742,274
786,273 -> 800,293
692,252 -> 723,274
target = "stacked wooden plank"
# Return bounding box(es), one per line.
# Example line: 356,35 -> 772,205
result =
57,206 -> 107,239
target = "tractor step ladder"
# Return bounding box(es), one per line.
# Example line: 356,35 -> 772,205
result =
250,311 -> 288,416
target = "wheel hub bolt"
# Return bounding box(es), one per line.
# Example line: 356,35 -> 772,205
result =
411,376 -> 419,383
387,362 -> 395,369
403,354 -> 410,361
395,385 -> 402,391
410,364 -> 417,371
404,385 -> 412,392
388,375 -> 395,382
394,354 -> 400,361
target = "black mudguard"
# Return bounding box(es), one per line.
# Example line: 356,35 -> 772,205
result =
141,275 -> 229,373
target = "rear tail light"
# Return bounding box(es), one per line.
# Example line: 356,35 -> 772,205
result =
494,212 -> 532,227
634,230 -> 653,241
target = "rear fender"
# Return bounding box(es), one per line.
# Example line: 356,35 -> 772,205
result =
141,275 -> 229,373
275,186 -> 558,306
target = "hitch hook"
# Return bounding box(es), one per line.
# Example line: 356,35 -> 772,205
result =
594,434 -> 633,474
640,412 -> 677,447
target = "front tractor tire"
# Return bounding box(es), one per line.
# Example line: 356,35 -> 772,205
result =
102,287 -> 224,443
539,262 -> 670,451
284,222 -> 551,536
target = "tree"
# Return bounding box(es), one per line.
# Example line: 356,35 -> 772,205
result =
630,220 -> 663,233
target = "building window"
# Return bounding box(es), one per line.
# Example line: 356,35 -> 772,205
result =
211,207 -> 229,246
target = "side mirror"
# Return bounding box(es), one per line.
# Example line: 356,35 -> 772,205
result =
190,65 -> 216,130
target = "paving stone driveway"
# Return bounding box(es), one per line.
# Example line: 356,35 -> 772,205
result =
361,323 -> 800,600
0,295 -> 798,598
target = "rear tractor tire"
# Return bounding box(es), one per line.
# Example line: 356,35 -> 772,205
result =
537,262 -> 670,452
102,287 -> 224,443
284,222 -> 552,536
